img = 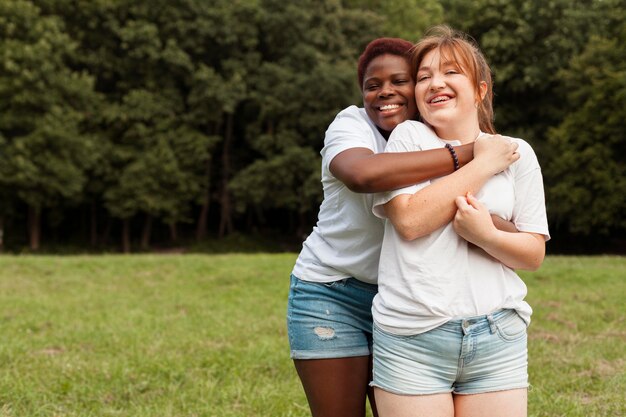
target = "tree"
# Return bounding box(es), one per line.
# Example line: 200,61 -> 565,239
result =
0,0 -> 98,250
229,0 -> 383,235
440,0 -> 604,145
440,0 -> 625,249
545,5 -> 626,240
344,0 -> 444,42
49,0 -> 230,251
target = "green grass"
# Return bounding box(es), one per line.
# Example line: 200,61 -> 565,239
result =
0,255 -> 623,416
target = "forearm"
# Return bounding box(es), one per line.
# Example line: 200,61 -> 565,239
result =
477,231 -> 545,271
332,144 -> 473,193
385,160 -> 495,240
491,215 -> 518,233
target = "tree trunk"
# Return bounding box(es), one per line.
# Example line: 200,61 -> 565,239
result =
218,112 -> 234,238
28,206 -> 41,251
196,158 -> 211,241
122,218 -> 131,254
169,222 -> 178,243
90,200 -> 98,247
0,215 -> 4,253
197,121 -> 220,241
297,210 -> 307,241
101,215 -> 112,246
141,214 -> 152,249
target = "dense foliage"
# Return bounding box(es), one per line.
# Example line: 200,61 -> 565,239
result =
0,0 -> 623,252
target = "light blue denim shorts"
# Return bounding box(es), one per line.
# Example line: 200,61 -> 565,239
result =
372,309 -> 528,395
287,274 -> 377,360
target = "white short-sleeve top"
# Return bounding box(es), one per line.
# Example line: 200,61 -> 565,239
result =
372,121 -> 550,335
292,105 -> 388,284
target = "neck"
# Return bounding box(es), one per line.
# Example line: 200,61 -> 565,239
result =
377,126 -> 391,140
434,118 -> 481,144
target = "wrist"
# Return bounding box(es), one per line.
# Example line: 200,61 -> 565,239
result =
478,227 -> 505,252
454,143 -> 474,168
470,153 -> 503,177
444,143 -> 460,171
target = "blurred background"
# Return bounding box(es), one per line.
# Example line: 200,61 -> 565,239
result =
0,0 -> 623,254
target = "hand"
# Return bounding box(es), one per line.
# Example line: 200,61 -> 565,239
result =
473,134 -> 520,175
453,192 -> 498,246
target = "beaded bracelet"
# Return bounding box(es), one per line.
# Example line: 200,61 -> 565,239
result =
444,143 -> 460,171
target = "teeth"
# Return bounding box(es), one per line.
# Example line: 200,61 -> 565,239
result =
380,104 -> 401,111
431,96 -> 450,103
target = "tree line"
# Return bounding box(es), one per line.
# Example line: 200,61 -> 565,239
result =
0,0 -> 623,253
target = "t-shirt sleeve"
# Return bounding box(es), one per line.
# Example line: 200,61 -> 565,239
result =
321,107 -> 376,172
372,122 -> 431,219
512,140 -> 551,240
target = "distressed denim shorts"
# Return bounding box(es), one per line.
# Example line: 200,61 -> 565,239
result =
287,274 -> 377,360
372,309 -> 529,395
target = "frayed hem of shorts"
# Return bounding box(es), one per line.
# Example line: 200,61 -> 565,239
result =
453,384 -> 529,396
370,383 -> 529,396
369,383 -> 453,396
291,348 -> 371,360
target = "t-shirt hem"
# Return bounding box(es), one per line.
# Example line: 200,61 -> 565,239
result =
515,223 -> 551,241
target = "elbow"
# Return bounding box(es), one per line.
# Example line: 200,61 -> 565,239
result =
391,219 -> 426,241
519,251 -> 545,271
522,260 -> 542,272
343,172 -> 377,193
529,254 -> 545,271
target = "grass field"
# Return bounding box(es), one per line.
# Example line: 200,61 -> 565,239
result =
0,254 -> 623,416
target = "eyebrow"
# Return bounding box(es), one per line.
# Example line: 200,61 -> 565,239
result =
364,71 -> 410,81
417,61 -> 457,72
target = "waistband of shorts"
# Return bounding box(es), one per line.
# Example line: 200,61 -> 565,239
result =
290,274 -> 378,290
448,308 -> 515,323
442,309 -> 519,334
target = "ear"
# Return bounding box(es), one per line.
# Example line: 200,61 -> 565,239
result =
478,80 -> 488,101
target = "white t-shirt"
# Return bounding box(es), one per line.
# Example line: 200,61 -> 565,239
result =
372,121 -> 550,335
292,105 -> 388,284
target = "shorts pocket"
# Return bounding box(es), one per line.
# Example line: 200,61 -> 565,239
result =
495,311 -> 527,342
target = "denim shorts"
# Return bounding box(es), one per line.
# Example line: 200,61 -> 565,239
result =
287,274 -> 378,360
372,309 -> 528,395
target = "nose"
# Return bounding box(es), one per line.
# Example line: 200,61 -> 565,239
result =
378,82 -> 395,97
429,73 -> 445,90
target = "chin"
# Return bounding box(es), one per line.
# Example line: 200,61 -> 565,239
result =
379,122 -> 399,133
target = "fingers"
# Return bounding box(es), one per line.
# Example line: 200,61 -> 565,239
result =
479,134 -> 518,150
455,195 -> 468,209
465,192 -> 484,210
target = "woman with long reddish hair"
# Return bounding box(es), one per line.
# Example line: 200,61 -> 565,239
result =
370,26 -> 549,417
287,36 -> 519,417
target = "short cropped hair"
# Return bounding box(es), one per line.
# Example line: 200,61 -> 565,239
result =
357,38 -> 414,88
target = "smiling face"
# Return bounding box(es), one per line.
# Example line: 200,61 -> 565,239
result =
415,47 -> 486,141
362,54 -> 417,138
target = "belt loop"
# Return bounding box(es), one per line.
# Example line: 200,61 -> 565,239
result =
487,314 -> 497,334
461,320 -> 470,335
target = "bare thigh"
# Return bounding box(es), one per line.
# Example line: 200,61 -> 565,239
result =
294,355 -> 378,417
374,387 -> 454,417
453,388 -> 527,417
